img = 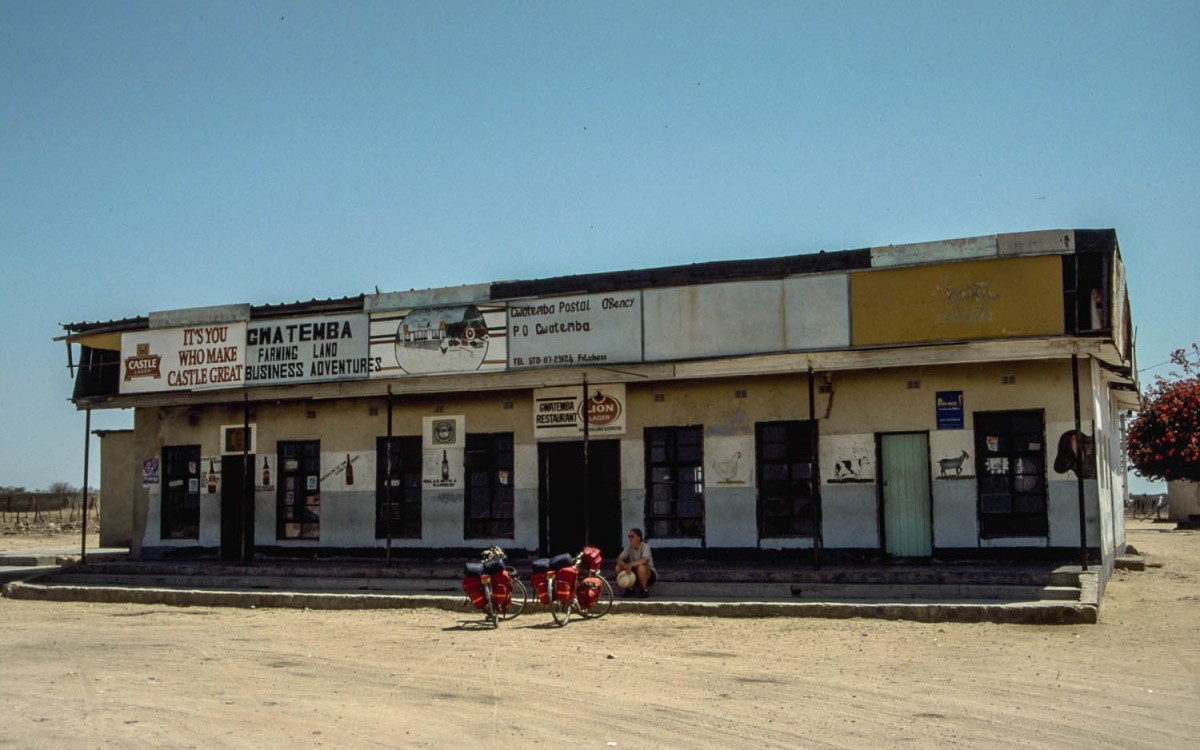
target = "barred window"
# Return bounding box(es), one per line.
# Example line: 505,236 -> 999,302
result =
277,440 -> 320,540
975,411 -> 1048,538
377,436 -> 422,539
464,433 -> 514,539
161,445 -> 201,540
645,426 -> 704,539
756,421 -> 818,537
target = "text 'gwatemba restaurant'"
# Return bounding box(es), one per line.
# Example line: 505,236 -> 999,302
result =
62,228 -> 1138,578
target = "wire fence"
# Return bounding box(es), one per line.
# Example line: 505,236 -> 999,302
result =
0,495 -> 100,528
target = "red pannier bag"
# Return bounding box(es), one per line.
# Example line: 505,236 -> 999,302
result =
490,568 -> 512,612
462,576 -> 486,611
576,576 -> 603,611
580,545 -> 603,572
531,558 -> 551,605
554,564 -> 578,604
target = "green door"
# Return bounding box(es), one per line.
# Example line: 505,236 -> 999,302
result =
880,433 -> 932,557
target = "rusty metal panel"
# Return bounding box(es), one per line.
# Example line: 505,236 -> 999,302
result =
997,230 -> 1075,256
148,304 -> 251,329
643,280 -> 786,362
783,273 -> 850,351
870,235 -> 997,268
1112,254 -> 1128,358
850,255 -> 1064,346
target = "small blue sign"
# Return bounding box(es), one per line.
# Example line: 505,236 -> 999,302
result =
936,390 -> 964,430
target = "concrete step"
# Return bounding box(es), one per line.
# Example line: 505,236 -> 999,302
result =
36,570 -> 1080,605
655,580 -> 1081,602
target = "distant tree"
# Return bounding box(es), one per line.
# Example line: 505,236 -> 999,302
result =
47,481 -> 77,494
1126,344 -> 1200,483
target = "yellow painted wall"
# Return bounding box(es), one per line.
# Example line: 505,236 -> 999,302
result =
851,255 -> 1064,346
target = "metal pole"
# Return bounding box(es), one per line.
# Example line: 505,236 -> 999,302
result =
80,408 -> 91,564
386,387 -> 393,566
1072,354 -> 1088,571
241,395 -> 251,566
808,366 -> 820,571
582,375 -> 590,547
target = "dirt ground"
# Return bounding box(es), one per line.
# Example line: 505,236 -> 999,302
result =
1,519 -> 1197,750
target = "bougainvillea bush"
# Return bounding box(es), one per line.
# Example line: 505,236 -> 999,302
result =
1126,365 -> 1200,482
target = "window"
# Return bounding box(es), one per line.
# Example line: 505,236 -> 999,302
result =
277,440 -> 320,540
645,426 -> 704,539
974,411 -> 1048,538
161,445 -> 201,540
376,436 -> 422,539
1062,252 -> 1110,334
464,433 -> 514,539
756,421 -> 818,537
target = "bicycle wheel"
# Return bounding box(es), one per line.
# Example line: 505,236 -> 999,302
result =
502,577 -> 528,620
580,575 -> 613,619
550,597 -> 571,626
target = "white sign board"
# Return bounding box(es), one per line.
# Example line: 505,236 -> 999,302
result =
120,323 -> 247,393
508,292 -> 643,369
369,305 -> 507,377
245,314 -> 372,386
533,384 -> 627,440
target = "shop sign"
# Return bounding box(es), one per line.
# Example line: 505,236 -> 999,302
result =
533,384 -> 627,439
120,323 -> 247,394
508,292 -> 642,369
369,305 -> 508,377
936,390 -> 965,430
245,314 -> 373,386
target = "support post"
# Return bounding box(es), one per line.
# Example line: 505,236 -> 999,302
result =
582,374 -> 590,547
386,387 -> 393,566
1072,354 -> 1088,571
808,366 -> 821,570
80,408 -> 91,564
241,395 -> 252,566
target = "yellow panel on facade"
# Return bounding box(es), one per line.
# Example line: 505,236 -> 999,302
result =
851,255 -> 1064,346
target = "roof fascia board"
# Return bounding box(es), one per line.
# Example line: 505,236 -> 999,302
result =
365,284 -> 492,312
149,304 -> 251,329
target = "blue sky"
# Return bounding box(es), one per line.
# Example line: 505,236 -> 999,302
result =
1,1 -> 1195,494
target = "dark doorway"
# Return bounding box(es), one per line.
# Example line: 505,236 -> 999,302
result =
539,440 -> 621,558
220,455 -> 254,561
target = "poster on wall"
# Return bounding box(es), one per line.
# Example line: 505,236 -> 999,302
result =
245,314 -> 374,386
532,384 -> 627,440
120,323 -> 247,393
369,305 -> 507,378
142,457 -> 160,486
422,415 -> 465,490
508,292 -> 643,369
220,424 -> 257,455
935,390 -> 964,430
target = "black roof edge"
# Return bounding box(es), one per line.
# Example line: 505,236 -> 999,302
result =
490,247 -> 873,299
248,295 -> 365,319
1073,228 -> 1117,254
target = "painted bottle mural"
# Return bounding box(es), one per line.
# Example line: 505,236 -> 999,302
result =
262,457 -> 271,487
207,460 -> 217,494
345,453 -> 354,485
441,450 -> 449,481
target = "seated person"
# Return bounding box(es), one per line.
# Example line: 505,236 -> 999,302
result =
615,527 -> 657,598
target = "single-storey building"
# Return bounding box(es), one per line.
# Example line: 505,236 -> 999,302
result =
62,228 -> 1138,578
